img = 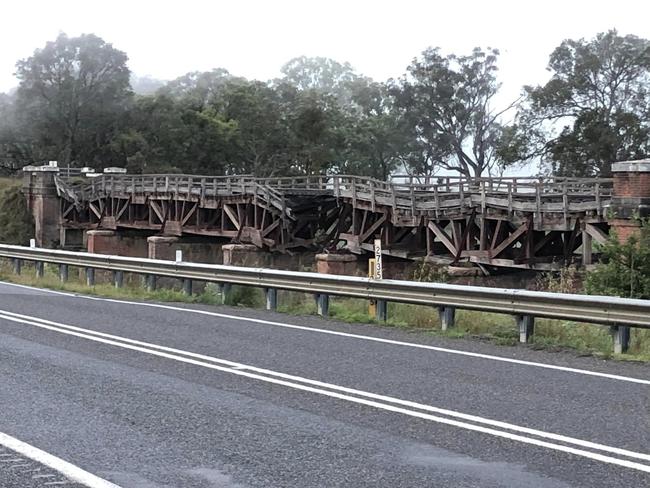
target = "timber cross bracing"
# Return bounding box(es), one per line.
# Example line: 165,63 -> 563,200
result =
54,173 -> 613,269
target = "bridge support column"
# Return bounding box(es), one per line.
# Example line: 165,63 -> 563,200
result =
610,159 -> 650,243
22,165 -> 60,248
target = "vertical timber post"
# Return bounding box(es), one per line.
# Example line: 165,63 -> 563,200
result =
610,325 -> 630,354
517,314 -> 535,343
439,306 -> 456,330
582,230 -> 593,265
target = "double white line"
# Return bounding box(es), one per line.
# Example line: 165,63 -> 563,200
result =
1,308 -> 648,473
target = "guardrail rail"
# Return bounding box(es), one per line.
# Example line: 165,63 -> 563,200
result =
0,244 -> 647,354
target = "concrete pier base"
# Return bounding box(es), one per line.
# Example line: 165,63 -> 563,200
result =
315,253 -> 357,275
222,244 -> 268,267
87,230 -> 149,257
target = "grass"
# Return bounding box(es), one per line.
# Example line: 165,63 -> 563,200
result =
0,260 -> 648,361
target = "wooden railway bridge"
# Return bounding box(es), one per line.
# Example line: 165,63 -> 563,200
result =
23,167 -> 627,271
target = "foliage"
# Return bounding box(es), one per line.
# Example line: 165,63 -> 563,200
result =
12,33 -> 132,168
2,30 -> 650,181
0,180 -> 33,245
411,262 -> 448,283
391,47 -> 517,177
506,30 -> 650,176
536,265 -> 583,294
585,221 -> 650,299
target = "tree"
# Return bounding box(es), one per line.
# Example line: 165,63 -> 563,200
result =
585,221 -> 650,299
14,33 -> 132,167
159,68 -> 242,109
336,79 -> 408,179
392,47 -> 515,178
207,80 -> 291,176
510,30 -> 650,176
111,94 -> 236,174
280,56 -> 360,105
277,84 -> 347,175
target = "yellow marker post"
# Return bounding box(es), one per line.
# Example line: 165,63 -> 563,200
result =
368,258 -> 377,316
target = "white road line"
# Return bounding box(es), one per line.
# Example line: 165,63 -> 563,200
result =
0,432 -> 120,488
1,310 -> 649,473
1,280 -> 648,386
2,307 -> 648,463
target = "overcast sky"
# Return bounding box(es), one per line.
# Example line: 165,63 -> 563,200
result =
2,0 -> 649,109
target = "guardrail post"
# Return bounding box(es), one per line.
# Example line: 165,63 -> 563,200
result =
112,270 -> 124,288
438,306 -> 456,330
218,283 -> 232,304
610,325 -> 630,354
59,264 -> 68,283
317,293 -> 330,316
182,279 -> 193,296
85,268 -> 95,287
517,315 -> 535,343
265,288 -> 278,311
376,299 -> 387,322
12,258 -> 21,275
145,274 -> 156,292
35,261 -> 44,278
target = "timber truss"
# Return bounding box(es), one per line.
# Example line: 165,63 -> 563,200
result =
56,173 -> 613,269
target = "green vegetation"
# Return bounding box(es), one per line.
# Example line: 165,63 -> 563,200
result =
0,261 -> 647,361
586,221 -> 650,299
2,30 -> 648,178
0,178 -> 32,245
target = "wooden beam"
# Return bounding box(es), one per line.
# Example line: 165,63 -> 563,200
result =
491,222 -> 528,258
223,204 -> 241,230
490,220 -> 503,250
428,221 -> 456,255
585,223 -> 609,246
360,213 -> 387,242
149,200 -> 165,223
181,202 -> 198,226
454,210 -> 476,262
89,202 -> 102,220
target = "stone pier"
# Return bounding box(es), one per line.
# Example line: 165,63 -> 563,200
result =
86,230 -> 149,257
22,165 -> 60,247
610,159 -> 650,243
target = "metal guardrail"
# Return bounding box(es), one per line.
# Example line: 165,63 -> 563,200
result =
0,244 -> 647,353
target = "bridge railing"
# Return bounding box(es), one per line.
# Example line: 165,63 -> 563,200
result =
55,173 -> 613,217
0,243 -> 644,354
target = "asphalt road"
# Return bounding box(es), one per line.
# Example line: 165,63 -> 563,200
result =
0,281 -> 648,487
